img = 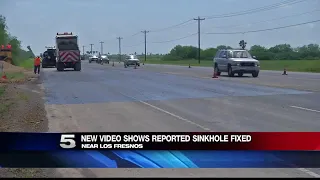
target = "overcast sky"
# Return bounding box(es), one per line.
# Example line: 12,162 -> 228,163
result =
1,0 -> 319,55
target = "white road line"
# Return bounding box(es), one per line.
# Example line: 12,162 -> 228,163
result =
297,168 -> 320,178
138,100 -> 211,131
31,90 -> 41,94
290,106 -> 320,113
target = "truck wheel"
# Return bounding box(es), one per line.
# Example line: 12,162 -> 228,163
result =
227,66 -> 234,77
57,63 -> 64,71
252,71 -> 259,78
74,62 -> 81,71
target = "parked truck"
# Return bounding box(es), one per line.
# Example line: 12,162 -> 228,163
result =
55,32 -> 81,71
42,46 -> 56,68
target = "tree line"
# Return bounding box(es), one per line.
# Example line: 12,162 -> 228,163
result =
0,15 -> 34,65
161,43 -> 320,61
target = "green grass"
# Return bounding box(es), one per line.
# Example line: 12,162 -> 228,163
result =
6,72 -> 25,80
145,58 -> 320,73
14,58 -> 34,69
0,86 -> 10,114
0,86 -> 5,97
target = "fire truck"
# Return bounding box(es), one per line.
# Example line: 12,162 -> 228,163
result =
55,32 -> 81,71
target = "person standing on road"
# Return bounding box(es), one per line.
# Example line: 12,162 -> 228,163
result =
34,56 -> 41,74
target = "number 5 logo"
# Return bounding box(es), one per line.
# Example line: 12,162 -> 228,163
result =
60,134 -> 76,149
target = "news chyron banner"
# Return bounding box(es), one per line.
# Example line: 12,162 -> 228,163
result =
0,132 -> 319,151
0,132 -> 320,168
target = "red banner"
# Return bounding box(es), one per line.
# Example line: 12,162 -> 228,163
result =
235,132 -> 320,150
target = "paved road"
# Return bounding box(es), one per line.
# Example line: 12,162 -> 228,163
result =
41,61 -> 320,177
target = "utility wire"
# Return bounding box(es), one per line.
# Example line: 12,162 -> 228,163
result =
205,19 -> 320,34
123,42 -> 144,48
149,33 -> 198,43
204,0 -> 307,19
104,0 -> 308,41
209,9 -> 320,29
149,19 -> 195,33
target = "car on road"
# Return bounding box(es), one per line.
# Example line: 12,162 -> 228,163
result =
124,54 -> 140,68
213,49 -> 260,77
98,54 -> 109,64
89,54 -> 99,63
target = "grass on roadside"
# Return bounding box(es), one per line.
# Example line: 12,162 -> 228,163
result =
145,58 -> 320,73
14,58 -> 34,69
0,86 -> 5,97
0,86 -> 11,114
6,72 -> 25,81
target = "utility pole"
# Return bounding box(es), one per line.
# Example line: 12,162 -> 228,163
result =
99,41 -> 104,55
141,30 -> 149,65
117,37 -> 123,62
194,16 -> 205,64
89,44 -> 94,54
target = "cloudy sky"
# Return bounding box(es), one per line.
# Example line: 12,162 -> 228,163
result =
1,0 -> 319,55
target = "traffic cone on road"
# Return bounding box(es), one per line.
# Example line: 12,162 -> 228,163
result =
212,69 -> 218,79
134,63 -> 137,69
189,64 -> 191,68
112,61 -> 114,67
282,68 -> 288,75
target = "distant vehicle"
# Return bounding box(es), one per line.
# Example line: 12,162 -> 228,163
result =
213,49 -> 260,77
42,47 -> 56,68
89,54 -> 99,63
98,54 -> 109,64
124,54 -> 140,68
55,32 -> 81,71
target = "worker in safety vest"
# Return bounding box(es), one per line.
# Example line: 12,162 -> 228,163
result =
34,56 -> 41,74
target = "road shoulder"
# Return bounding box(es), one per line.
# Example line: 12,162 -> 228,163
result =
0,76 -> 56,178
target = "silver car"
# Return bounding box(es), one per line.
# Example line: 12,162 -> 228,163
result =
89,54 -> 99,63
124,55 -> 140,68
98,54 -> 109,64
213,49 -> 260,77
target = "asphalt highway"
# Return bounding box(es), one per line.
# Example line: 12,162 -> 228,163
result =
41,60 -> 320,177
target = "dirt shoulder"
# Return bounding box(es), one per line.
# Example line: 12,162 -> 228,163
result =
0,65 -> 56,177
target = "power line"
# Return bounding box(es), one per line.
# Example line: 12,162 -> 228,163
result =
205,19 -> 320,35
89,44 -> 94,54
117,37 -> 123,62
149,33 -> 198,44
123,32 -> 198,48
149,19 -> 195,33
82,45 -> 85,56
204,0 -> 307,19
194,17 -> 205,64
123,42 -> 144,48
99,41 -> 104,54
208,8 -> 320,29
141,30 -> 149,65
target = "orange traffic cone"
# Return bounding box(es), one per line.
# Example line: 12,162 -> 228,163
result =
282,68 -> 288,75
212,69 -> 218,79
